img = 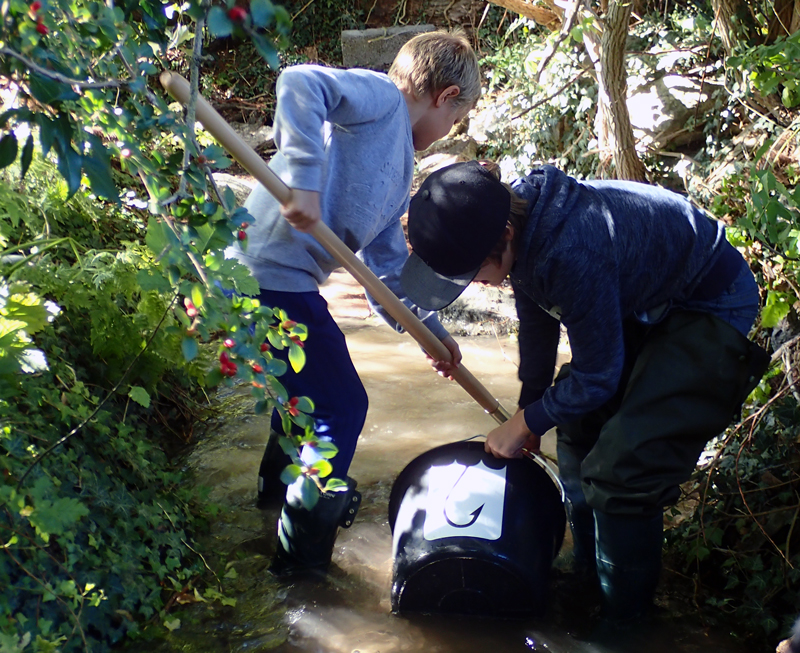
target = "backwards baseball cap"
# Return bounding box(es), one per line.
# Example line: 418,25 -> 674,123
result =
400,161 -> 511,311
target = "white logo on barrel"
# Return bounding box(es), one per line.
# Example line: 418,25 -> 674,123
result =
423,461 -> 506,541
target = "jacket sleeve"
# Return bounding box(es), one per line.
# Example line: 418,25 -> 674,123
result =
358,215 -> 450,341
273,66 -> 402,193
512,279 -> 561,408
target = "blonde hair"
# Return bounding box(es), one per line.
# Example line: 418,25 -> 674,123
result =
388,30 -> 481,109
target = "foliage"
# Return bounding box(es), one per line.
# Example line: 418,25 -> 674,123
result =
478,17 -> 599,179
0,0 -> 341,649
665,388 -> 800,641
728,30 -> 800,109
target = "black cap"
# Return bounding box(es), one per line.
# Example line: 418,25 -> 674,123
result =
401,161 -> 510,310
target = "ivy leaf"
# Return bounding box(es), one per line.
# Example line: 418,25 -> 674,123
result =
128,386 -> 151,408
207,6 -> 233,37
27,497 -> 89,543
0,133 -> 18,169
288,341 -> 305,373
164,617 -> 181,632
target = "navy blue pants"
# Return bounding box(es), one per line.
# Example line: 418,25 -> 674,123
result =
260,289 -> 368,480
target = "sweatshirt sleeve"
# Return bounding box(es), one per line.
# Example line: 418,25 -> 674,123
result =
522,247 -> 626,435
512,279 -> 561,408
273,66 -> 403,192
358,215 -> 450,341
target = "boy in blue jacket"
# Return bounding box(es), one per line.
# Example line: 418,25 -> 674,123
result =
400,161 -> 769,622
229,32 -> 481,576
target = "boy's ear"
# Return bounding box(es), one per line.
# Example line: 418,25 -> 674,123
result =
435,85 -> 460,107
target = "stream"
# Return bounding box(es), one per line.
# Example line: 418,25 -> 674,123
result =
146,273 -> 752,653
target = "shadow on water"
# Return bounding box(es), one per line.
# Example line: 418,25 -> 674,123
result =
144,318 -> 751,653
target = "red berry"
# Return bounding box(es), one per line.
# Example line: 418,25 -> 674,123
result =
252,363 -> 263,374
260,342 -> 270,352
237,230 -> 247,241
227,6 -> 247,21
30,1 -> 42,12
240,222 -> 249,229
225,363 -> 237,377
289,397 -> 299,407
36,22 -> 47,35
219,351 -> 230,364
288,406 -> 299,417
223,338 -> 235,348
291,336 -> 304,349
282,320 -> 297,330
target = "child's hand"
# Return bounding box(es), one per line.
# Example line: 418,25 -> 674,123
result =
426,334 -> 461,380
485,410 -> 535,459
280,189 -> 321,232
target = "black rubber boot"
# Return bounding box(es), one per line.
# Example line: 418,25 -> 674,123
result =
256,430 -> 291,510
595,510 -> 664,623
269,477 -> 362,577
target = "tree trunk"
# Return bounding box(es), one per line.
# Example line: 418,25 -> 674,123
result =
711,0 -> 747,56
596,0 -> 647,181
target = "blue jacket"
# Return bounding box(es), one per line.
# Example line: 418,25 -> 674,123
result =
511,166 -> 739,435
229,65 -> 447,339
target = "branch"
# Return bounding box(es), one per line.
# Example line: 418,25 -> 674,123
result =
512,66 -> 591,120
534,0 -> 585,85
0,47 -> 123,90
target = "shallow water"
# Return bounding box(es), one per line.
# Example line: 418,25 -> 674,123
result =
160,311 -> 751,653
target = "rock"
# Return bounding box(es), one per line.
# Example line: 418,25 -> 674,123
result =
627,74 -> 721,150
212,173 -> 256,207
341,24 -> 436,70
229,123 -> 274,152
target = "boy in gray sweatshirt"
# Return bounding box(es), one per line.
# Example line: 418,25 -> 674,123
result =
400,161 -> 769,624
228,31 -> 481,576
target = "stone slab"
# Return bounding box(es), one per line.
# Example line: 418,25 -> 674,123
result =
341,24 -> 435,70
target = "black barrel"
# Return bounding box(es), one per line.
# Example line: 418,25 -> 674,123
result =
388,441 -> 565,618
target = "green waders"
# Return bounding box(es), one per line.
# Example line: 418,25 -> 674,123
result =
557,310 -> 769,621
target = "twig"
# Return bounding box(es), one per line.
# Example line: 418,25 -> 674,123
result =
512,66 -> 591,120
0,47 -> 123,90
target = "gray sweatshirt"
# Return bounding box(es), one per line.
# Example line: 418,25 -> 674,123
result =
228,65 -> 448,340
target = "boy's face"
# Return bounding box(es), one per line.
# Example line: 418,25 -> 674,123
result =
473,230 -> 515,287
412,87 -> 472,151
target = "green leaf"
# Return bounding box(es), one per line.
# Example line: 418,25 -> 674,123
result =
164,617 -> 181,632
27,497 -> 89,543
288,342 -> 306,373
310,458 -> 332,478
182,335 -> 198,361
279,463 -> 302,485
277,435 -> 296,456
251,33 -> 279,69
83,135 -> 119,202
299,476 -> 319,509
191,283 -> 205,309
29,72 -> 80,105
0,133 -> 18,169
128,386 -> 151,408
19,133 -> 33,180
314,440 -> 339,459
207,6 -> 233,37
250,0 -> 275,27
294,396 -> 314,413
54,140 -> 83,197
323,477 -> 348,492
